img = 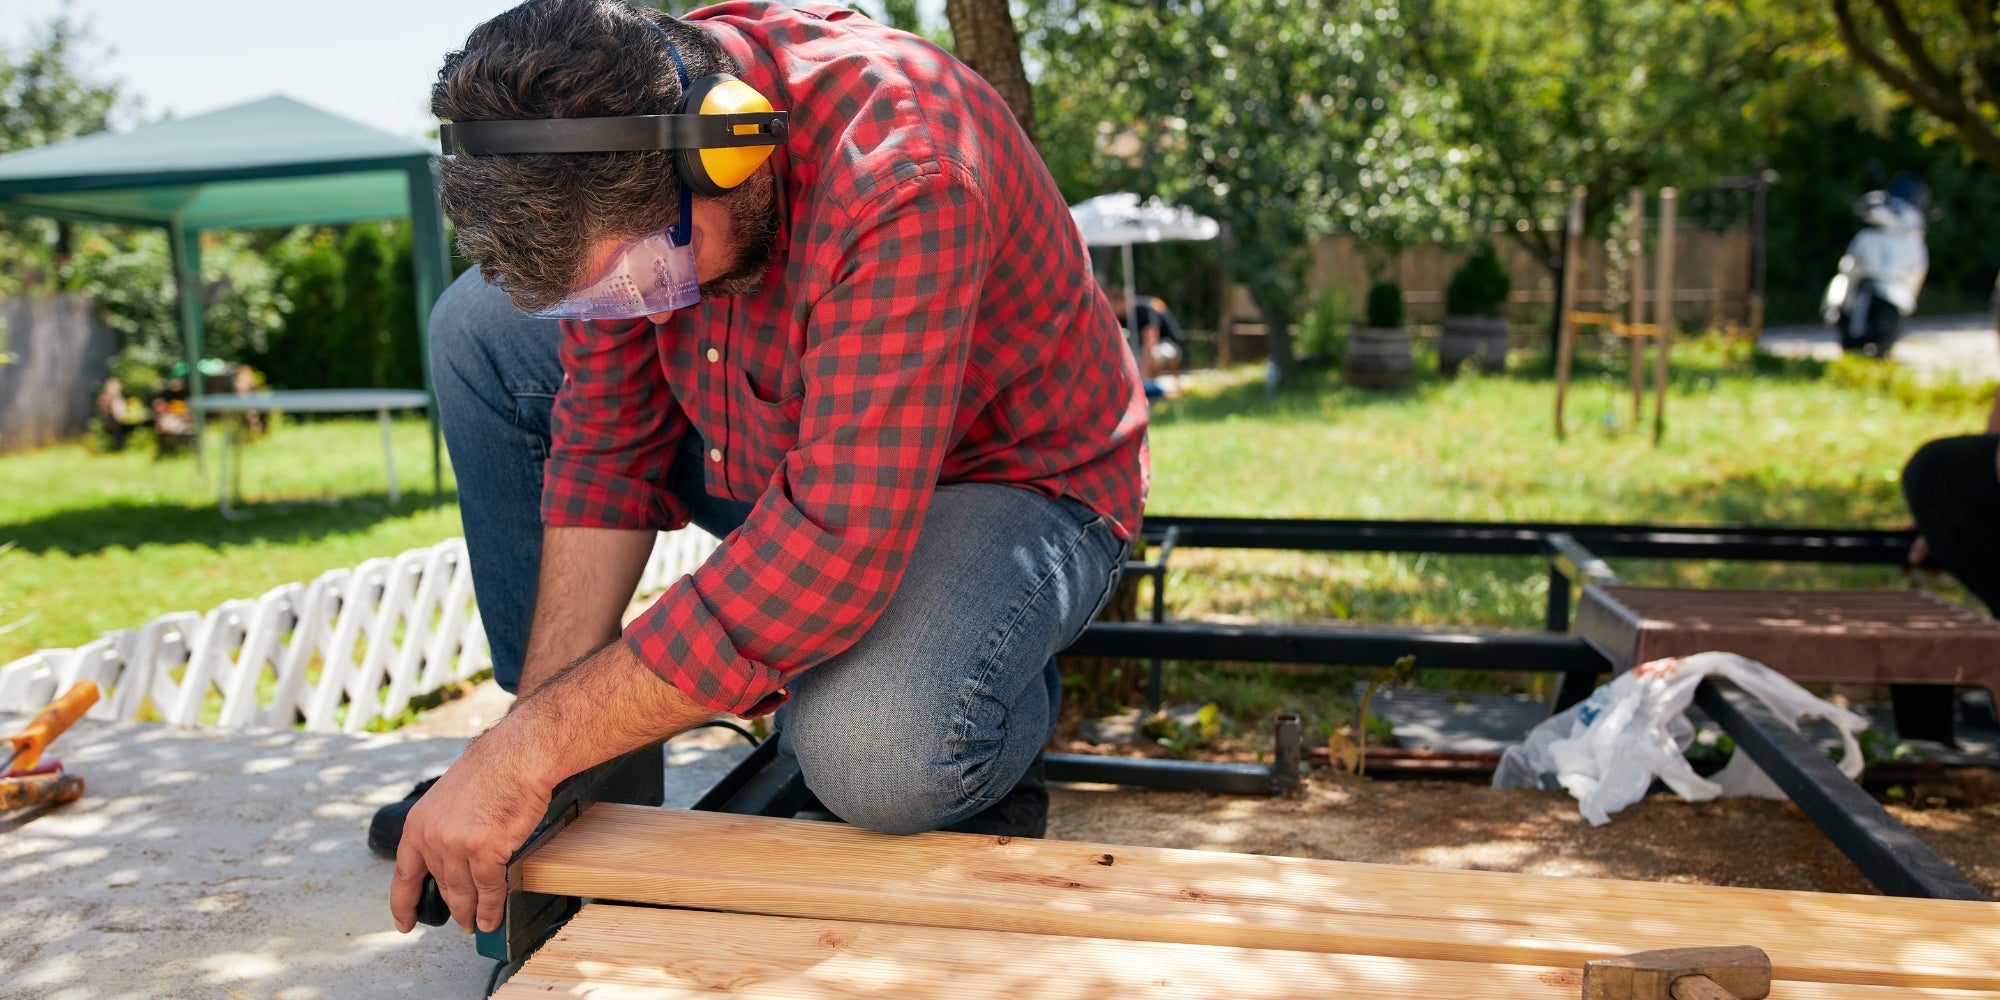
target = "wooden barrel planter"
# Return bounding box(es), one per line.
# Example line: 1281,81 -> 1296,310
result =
1439,314 -> 1509,375
1343,326 -> 1413,388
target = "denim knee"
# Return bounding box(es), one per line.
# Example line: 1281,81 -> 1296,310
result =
783,733 -> 979,835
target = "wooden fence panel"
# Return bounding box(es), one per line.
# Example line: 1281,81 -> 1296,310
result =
0,295 -> 116,453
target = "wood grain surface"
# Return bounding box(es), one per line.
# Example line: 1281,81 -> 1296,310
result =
491,904 -> 2000,1000
521,806 -> 2000,991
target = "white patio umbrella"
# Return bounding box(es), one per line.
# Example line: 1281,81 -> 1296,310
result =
1068,193 -> 1220,340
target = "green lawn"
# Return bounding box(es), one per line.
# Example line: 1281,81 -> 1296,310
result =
1,417 -> 461,663
3,338 -> 1993,736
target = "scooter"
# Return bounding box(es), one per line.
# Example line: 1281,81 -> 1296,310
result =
1821,172 -> 1929,357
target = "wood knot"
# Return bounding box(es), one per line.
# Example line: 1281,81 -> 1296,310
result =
1093,854 -> 1116,866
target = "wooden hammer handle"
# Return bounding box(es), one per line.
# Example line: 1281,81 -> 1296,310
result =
1671,975 -> 1739,1000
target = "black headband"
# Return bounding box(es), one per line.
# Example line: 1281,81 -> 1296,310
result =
440,112 -> 788,156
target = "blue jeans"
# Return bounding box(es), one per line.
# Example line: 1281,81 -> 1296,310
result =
430,268 -> 1126,833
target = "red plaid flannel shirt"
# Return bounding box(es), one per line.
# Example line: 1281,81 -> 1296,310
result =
541,2 -> 1150,717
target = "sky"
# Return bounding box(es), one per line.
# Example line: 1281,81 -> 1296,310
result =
3,1 -> 947,143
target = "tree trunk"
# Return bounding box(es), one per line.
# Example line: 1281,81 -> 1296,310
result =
1259,301 -> 1299,389
944,0 -> 1037,146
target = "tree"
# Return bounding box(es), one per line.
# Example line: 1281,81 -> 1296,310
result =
1401,0 -> 1790,355
1028,0 -> 1405,388
1829,0 -> 2000,171
0,14 -> 125,295
945,0 -> 1037,145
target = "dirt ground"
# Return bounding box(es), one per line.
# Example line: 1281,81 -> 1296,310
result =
1048,771 -> 2000,897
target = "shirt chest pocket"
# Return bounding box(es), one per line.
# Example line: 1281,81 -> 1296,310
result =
724,369 -> 804,501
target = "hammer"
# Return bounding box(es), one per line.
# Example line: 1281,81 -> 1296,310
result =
1582,946 -> 1771,1000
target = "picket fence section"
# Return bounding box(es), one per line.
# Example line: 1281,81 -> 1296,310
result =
0,530 -> 722,731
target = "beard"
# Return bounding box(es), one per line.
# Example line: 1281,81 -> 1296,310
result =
698,174 -> 782,298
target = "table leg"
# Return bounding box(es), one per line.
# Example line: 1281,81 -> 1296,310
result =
380,409 -> 401,505
218,418 -> 243,520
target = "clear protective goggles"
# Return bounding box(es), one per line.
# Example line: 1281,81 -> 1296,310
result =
530,187 -> 701,321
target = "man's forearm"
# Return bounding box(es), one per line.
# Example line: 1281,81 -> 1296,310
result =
518,525 -> 656,697
503,639 -> 714,794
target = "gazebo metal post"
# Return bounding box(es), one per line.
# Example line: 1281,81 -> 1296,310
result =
406,159 -> 451,496
168,220 -> 207,466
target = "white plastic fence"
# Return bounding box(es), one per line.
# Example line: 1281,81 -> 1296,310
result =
0,529 -> 721,732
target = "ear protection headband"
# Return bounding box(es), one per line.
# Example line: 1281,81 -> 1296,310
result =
438,22 -> 787,196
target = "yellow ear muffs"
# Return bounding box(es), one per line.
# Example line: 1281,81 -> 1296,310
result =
677,74 -> 779,195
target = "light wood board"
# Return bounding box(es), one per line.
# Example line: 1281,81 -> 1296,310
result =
523,806 -> 2000,992
491,904 -> 2000,1000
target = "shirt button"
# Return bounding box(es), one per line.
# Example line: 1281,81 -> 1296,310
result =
708,448 -> 723,463
706,347 -> 720,363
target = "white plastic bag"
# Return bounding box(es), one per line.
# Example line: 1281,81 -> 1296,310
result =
1493,652 -> 1869,825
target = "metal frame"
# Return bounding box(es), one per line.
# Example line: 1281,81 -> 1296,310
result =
666,517 -> 1973,910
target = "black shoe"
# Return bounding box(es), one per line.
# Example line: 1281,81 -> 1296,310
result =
368,776 -> 440,859
945,754 -> 1048,839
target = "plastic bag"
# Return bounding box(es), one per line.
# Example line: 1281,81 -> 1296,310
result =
1492,652 -> 1869,825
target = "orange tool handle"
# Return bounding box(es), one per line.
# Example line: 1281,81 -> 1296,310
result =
0,771 -> 85,810
3,680 -> 99,775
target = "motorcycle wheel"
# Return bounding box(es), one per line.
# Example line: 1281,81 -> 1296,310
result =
1861,297 -> 1900,357
1836,309 -> 1863,352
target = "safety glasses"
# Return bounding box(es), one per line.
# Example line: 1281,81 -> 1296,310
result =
529,187 -> 702,321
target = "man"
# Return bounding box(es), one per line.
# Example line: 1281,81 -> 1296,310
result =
1897,383 -> 1999,742
387,0 -> 1147,936
1904,392 -> 2000,614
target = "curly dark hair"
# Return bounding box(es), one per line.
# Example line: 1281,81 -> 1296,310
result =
431,0 -> 734,310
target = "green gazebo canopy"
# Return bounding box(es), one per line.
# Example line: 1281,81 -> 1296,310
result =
0,95 -> 452,488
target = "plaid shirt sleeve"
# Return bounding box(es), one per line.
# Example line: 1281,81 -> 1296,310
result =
623,166 -> 987,716
541,315 -> 690,532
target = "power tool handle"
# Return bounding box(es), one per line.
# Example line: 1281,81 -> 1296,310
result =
414,874 -> 452,928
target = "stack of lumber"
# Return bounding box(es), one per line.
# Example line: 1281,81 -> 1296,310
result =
492,806 -> 2000,999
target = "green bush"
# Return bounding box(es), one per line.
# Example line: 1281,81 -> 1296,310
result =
254,221 -> 424,391
64,228 -> 284,386
1297,289 -> 1347,362
1365,281 -> 1404,329
1444,243 -> 1511,316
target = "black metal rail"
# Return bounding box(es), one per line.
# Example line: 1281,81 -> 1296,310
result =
1064,621 -> 1610,674
1695,678 -> 1985,900
1140,515 -> 1913,564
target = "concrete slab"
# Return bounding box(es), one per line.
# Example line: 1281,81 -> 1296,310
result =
0,718 -> 753,1000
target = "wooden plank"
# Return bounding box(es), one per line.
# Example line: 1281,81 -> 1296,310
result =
524,806 -> 2000,992
491,904 -> 2000,1000
1578,586 -> 2000,689
1553,186 -> 1587,440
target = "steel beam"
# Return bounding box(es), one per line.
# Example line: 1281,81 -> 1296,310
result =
690,736 -> 811,818
1065,621 -> 1611,674
1140,515 -> 1912,564
1696,678 -> 1984,900
1045,754 -> 1282,795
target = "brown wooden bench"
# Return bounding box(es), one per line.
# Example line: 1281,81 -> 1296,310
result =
1575,586 -> 2000,741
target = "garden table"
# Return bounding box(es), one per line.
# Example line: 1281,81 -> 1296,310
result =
191,388 -> 431,518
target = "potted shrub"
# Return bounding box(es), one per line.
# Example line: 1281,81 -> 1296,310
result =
1344,280 -> 1413,388
1440,243 -> 1512,375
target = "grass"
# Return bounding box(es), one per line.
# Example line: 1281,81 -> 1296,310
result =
0,416 -> 461,664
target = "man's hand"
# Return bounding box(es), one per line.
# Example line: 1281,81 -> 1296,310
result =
1908,534 -> 1932,572
387,638 -> 720,935
389,724 -> 552,934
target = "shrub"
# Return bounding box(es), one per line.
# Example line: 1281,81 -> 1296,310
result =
1297,289 -> 1347,362
1365,281 -> 1404,329
1444,243 -> 1511,316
